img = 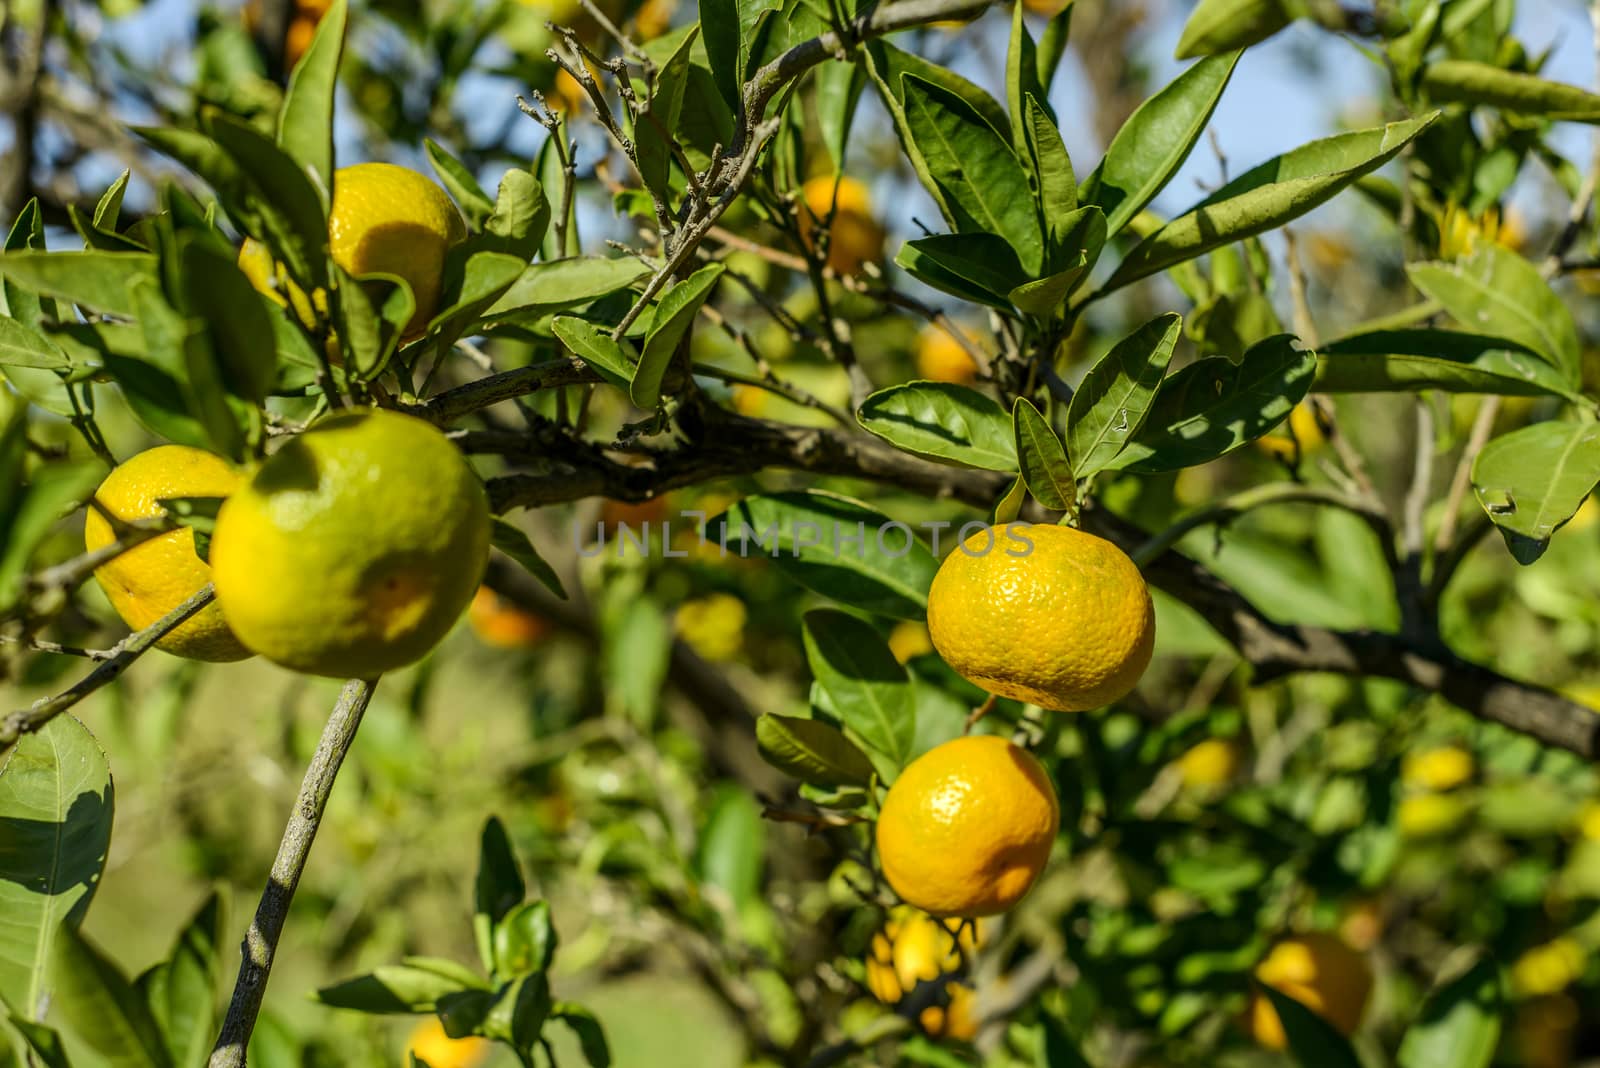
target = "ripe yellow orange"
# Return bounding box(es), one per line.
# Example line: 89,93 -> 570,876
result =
875,735 -> 1059,917
1246,933 -> 1372,1050
1401,746 -> 1474,792
1257,403 -> 1325,461
866,908 -> 984,1041
405,1016 -> 492,1068
798,175 -> 884,276
887,621 -> 933,664
1512,938 -> 1585,998
211,409 -> 491,677
468,587 -> 550,649
633,0 -> 675,38
329,163 -> 466,337
674,593 -> 746,662
84,446 -> 251,662
915,323 -> 981,385
1175,738 -> 1243,789
1397,793 -> 1465,837
927,523 -> 1154,712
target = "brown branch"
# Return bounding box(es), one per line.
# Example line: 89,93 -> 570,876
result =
404,357 -> 601,423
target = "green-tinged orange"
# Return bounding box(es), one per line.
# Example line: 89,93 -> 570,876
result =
84,446 -> 251,662
210,409 -> 490,677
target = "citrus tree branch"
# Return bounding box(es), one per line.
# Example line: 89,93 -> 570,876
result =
0,583 -> 216,754
209,677 -> 379,1068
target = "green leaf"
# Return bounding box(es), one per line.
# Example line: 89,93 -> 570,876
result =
755,714 -> 877,787
0,462 -> 105,613
1067,312 -> 1182,479
1037,1014 -> 1093,1068
0,716 -> 114,1023
699,0 -> 740,110
493,901 -> 556,979
473,818 -> 525,975
1175,0 -> 1293,59
896,233 -> 1028,310
902,74 -> 1043,273
706,491 -> 937,619
1036,2 -> 1074,90
802,608 -> 915,774
1471,421 -> 1600,565
480,170 -> 549,261
815,60 -> 865,173
1397,955 -> 1501,1068
1006,3 -> 1049,161
490,520 -> 567,600
485,258 -> 650,324
1406,244 -> 1580,386
426,251 -> 526,345
332,268 -> 414,381
0,318 -> 71,370
1012,399 -> 1074,511
551,317 -> 639,390
551,1003 -> 611,1068
1022,95 -> 1078,268
0,251 -> 156,319
130,278 -> 248,461
180,237 -> 279,402
536,131 -> 580,261
857,383 -> 1016,471
635,263 -> 722,409
50,925 -> 172,1068
1261,986 -> 1364,1068
1081,51 -> 1240,235
425,140 -> 495,229
1104,114 -> 1436,292
316,961 -> 476,1014
1315,329 -> 1580,400
651,25 -> 699,132
143,892 -> 225,1068
94,171 -> 130,232
1110,334 -> 1314,473
1422,60 -> 1600,122
1007,207 -> 1105,317
276,0 -> 346,197
8,1018 -> 70,1068
490,973 -> 551,1052
695,786 -> 763,909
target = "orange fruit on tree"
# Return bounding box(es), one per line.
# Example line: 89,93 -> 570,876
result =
927,523 -> 1154,711
84,446 -> 252,662
1245,932 -> 1373,1050
405,1016 -> 492,1068
468,587 -> 550,649
875,735 -> 1059,917
211,409 -> 490,677
866,908 -> 985,1040
1401,745 -> 1474,792
915,323 -> 981,385
1175,737 -> 1244,789
798,175 -> 884,276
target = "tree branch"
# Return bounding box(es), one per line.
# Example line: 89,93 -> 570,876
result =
209,677 -> 379,1068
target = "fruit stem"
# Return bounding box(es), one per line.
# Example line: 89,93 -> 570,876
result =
964,694 -> 997,734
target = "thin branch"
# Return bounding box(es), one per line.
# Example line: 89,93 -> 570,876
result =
209,677 -> 379,1068
403,357 -> 601,423
0,635 -> 114,661
1433,396 -> 1499,556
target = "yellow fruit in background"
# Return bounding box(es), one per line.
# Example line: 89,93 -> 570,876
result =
633,0 -> 675,38
1402,746 -> 1474,792
1577,801 -> 1600,841
875,735 -> 1059,917
915,323 -> 981,385
468,587 -> 550,649
798,175 -> 884,276
1397,793 -> 1465,838
238,237 -> 319,326
1567,495 -> 1600,533
329,163 -> 466,337
866,909 -> 984,1040
674,592 -> 747,661
84,447 -> 252,662
1338,898 -> 1384,952
1246,933 -> 1372,1050
730,384 -> 768,417
211,410 -> 491,677
1176,738 -> 1243,789
1257,402 -> 1325,461
887,621 -> 933,664
405,1016 -> 492,1068
1512,939 -> 1586,998
927,523 -> 1154,712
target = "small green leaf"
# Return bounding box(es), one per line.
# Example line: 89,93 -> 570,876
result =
480,169 -> 549,260
425,140 -> 495,229
695,785 -> 765,909
94,171 -> 131,232
180,237 -> 279,402
1007,207 -> 1105,316
490,520 -> 567,600
0,462 -> 106,612
1261,986 -> 1364,1068
1423,60 -> 1600,122
317,962 -> 477,1014
1013,398 -> 1074,511
1175,0 -> 1293,59
815,60 -> 865,172
9,1018 -> 71,1068
1472,421 -> 1600,565
551,1003 -> 611,1068
426,250 -> 526,346
896,232 -> 1028,310
1315,329 -> 1578,400
1022,95 -> 1079,268
551,317 -> 639,390
473,818 -> 525,975
1006,3 -> 1049,161
332,267 -> 415,381
1067,312 -> 1181,478
493,901 -> 556,979
484,258 -> 650,324
50,925 -> 172,1068
635,263 -> 722,409
755,714 -> 877,787
143,892 -> 226,1068
1397,955 -> 1501,1068
802,608 -> 916,774
0,318 -> 71,370
277,0 -> 346,197
857,382 -> 1017,471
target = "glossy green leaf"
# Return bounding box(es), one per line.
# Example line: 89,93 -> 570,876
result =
332,268 -> 414,382
1423,60 -> 1600,122
316,960 -> 475,1014
490,520 -> 567,600
635,263 -> 722,409
94,171 -> 130,232
536,131 -> 579,261
1315,329 -> 1578,400
276,0 -> 346,197
551,1003 -> 611,1068
479,170 -> 549,261
1067,312 -> 1182,478
0,716 -> 114,1023
1008,207 -> 1105,316
1397,955 -> 1501,1068
9,1017 -> 70,1068
1104,114 -> 1436,291
696,785 -> 764,913
1013,399 -> 1074,511
896,233 -> 1028,310
1006,3 -> 1049,160
1111,334 -> 1314,473
426,251 -> 526,346
485,258 -> 649,323
493,901 -> 556,979
1081,51 -> 1239,235
1472,421 -> 1600,565
50,924 -> 172,1068
425,140 -> 495,228
802,609 -> 916,773
1175,0 -> 1293,59
755,714 -> 877,787
142,892 -> 225,1068
473,817 -> 525,976
0,318 -> 70,370
857,382 -> 1016,471
1023,95 -> 1078,269
1261,987 -> 1364,1068
1406,245 -> 1580,386
699,0 -> 740,109
0,251 -> 156,319
551,317 -> 638,390
903,73 -> 1043,273
707,491 -> 938,619
815,60 -> 865,172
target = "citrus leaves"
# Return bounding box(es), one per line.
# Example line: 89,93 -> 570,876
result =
1067,313 -> 1181,479
857,383 -> 1016,470
1421,60 -> 1600,123
1396,956 -> 1502,1068
803,610 -> 916,777
755,715 -> 876,788
1471,422 -> 1600,565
